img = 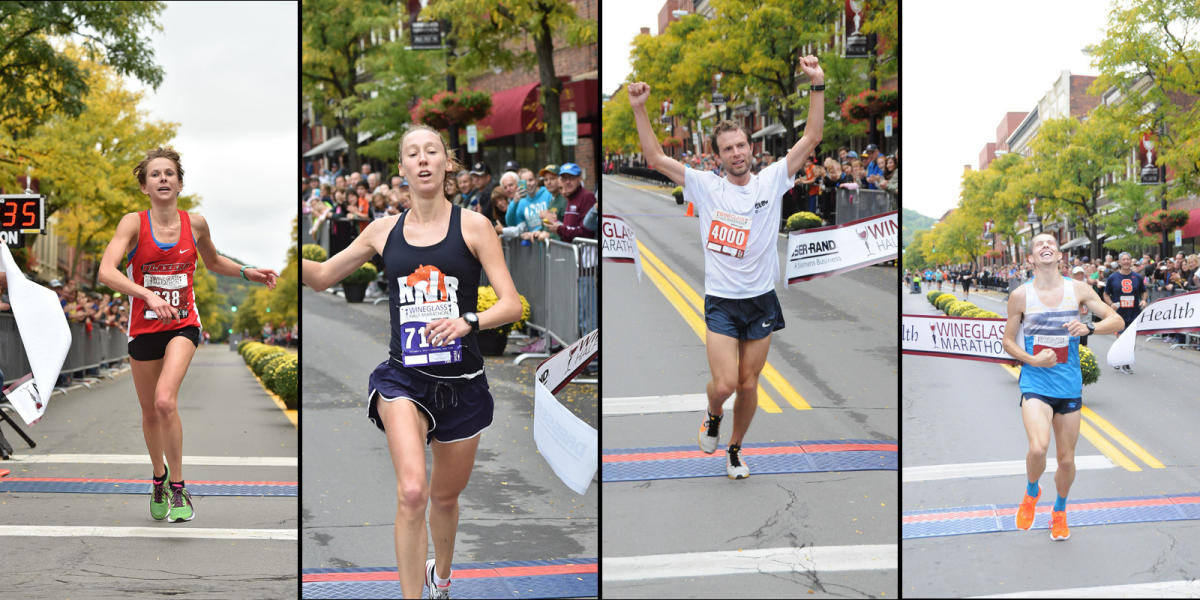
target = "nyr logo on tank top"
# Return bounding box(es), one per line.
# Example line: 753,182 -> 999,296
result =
396,264 -> 462,367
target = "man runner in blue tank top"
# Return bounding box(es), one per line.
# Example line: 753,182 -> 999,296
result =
1001,233 -> 1123,541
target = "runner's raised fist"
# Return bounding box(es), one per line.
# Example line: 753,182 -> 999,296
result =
628,82 -> 651,108
798,55 -> 823,85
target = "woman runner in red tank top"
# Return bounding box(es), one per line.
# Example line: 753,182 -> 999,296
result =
98,147 -> 278,523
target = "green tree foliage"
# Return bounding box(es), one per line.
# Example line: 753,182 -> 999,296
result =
1098,178 -> 1158,254
601,87 -> 638,155
1089,0 -> 1200,200
194,255 -> 229,341
0,1 -> 165,141
302,0 -> 413,172
425,0 -> 597,164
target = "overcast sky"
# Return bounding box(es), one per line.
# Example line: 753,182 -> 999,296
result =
602,0 -> 670,96
125,1 -> 296,270
904,0 -> 1111,219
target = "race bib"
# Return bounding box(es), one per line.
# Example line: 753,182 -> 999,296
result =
144,308 -> 189,320
398,302 -> 462,367
706,210 -> 750,258
1120,295 -> 1134,308
1033,334 -> 1069,364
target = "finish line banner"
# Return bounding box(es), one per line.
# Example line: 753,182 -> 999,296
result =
534,329 -> 598,495
787,211 -> 898,285
901,314 -> 1018,365
0,244 -> 71,424
601,214 -> 642,282
1108,290 -> 1200,368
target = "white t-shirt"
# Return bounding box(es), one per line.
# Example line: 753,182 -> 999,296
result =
684,160 -> 792,298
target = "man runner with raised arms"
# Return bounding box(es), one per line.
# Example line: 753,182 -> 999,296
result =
628,55 -> 824,479
1001,233 -> 1123,540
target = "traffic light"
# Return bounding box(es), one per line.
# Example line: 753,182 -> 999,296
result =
231,305 -> 238,313
265,307 -> 271,313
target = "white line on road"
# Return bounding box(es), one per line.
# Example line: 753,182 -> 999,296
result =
602,545 -> 896,581
602,393 -> 732,416
7,454 -> 297,466
0,526 -> 297,540
903,455 -> 1114,482
974,579 -> 1200,598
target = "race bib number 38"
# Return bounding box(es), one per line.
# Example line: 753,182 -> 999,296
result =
706,210 -> 750,258
399,302 -> 462,367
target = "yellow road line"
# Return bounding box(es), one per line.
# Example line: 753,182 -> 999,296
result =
637,240 -> 811,411
1002,365 -> 1143,471
639,250 -> 782,413
1079,421 -> 1140,471
1081,406 -> 1164,469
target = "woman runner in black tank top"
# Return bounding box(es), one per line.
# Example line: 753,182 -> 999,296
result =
302,126 -> 521,599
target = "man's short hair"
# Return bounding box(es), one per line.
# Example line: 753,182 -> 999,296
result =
1119,251 -> 1132,260
1028,232 -> 1057,254
710,120 -> 752,155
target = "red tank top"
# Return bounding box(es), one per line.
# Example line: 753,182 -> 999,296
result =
126,210 -> 201,337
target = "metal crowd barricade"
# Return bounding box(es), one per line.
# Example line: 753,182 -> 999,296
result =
1,315 -> 130,387
834,188 -> 894,225
301,212 -> 331,256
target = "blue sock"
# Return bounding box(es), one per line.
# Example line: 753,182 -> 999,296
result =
1026,480 -> 1039,497
1054,495 -> 1067,511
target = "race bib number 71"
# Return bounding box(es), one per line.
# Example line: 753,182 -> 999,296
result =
399,303 -> 462,367
706,210 -> 750,258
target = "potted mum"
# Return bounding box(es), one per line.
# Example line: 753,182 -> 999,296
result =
475,286 -> 531,355
341,262 -> 377,303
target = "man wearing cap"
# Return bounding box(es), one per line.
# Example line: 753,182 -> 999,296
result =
627,54 -> 825,480
539,165 -> 568,240
469,161 -> 498,219
864,144 -> 882,183
548,163 -> 595,242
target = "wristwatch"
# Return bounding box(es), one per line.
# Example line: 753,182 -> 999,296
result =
810,83 -> 826,91
1085,322 -> 1095,336
463,312 -> 479,332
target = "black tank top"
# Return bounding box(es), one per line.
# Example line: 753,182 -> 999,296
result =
384,204 -> 483,378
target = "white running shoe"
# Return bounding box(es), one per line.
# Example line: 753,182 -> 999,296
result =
726,444 -> 750,479
698,411 -> 722,454
425,558 -> 450,599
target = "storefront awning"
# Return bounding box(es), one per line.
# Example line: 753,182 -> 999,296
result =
1060,236 -> 1090,251
751,123 -> 785,139
1180,207 -> 1200,239
302,131 -> 374,158
474,78 -> 599,140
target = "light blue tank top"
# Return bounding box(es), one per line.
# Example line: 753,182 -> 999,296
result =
1019,277 -> 1082,398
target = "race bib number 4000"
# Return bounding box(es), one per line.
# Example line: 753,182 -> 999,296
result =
706,210 -> 750,258
399,303 -> 462,367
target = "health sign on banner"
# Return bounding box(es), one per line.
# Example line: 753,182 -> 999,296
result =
786,211 -> 898,285
534,330 -> 598,495
1107,290 -> 1200,368
466,124 -> 478,153
902,314 -> 1017,365
600,214 -> 642,282
562,111 -> 577,147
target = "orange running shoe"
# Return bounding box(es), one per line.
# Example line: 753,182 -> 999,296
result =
1016,489 -> 1040,530
1050,510 -> 1070,541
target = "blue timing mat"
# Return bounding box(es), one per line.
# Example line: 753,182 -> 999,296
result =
302,558 -> 597,599
602,439 -> 897,482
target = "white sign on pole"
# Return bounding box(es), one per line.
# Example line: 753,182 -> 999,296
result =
1175,228 -> 1183,247
884,115 -> 893,137
466,124 -> 478,153
562,111 -> 578,146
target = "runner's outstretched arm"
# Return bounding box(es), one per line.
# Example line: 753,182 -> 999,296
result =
192,214 -> 277,289
301,216 -> 390,292
628,82 -> 685,187
785,56 -> 825,178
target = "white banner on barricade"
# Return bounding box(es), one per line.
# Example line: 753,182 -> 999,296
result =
534,329 -> 598,495
0,244 -> 71,424
787,211 -> 898,285
901,314 -> 1018,365
1107,290 -> 1200,368
601,214 -> 642,282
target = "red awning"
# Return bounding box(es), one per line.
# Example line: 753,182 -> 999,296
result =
1180,207 -> 1200,239
475,78 -> 598,140
476,82 -> 540,139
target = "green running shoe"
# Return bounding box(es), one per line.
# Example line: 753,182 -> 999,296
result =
168,484 -> 194,522
150,464 -> 170,521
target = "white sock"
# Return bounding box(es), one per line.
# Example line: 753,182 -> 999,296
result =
434,571 -> 451,587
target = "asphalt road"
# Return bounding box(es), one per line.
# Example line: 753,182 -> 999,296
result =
301,286 -> 598,595
601,175 -> 898,598
0,345 -> 298,599
902,283 -> 1200,597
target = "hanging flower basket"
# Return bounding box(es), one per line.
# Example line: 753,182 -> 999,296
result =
412,90 -> 493,132
840,90 -> 899,123
1138,209 -> 1190,236
662,136 -> 683,148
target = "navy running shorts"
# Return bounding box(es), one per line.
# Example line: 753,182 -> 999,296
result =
367,358 -> 494,444
704,290 -> 785,341
128,326 -> 200,361
1020,392 -> 1082,415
